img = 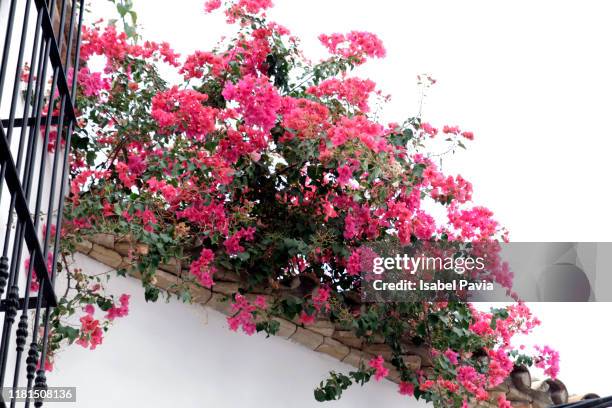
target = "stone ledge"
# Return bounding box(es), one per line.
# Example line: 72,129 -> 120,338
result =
74,239 -> 577,407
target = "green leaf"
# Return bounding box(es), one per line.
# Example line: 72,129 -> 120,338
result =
96,298 -> 113,311
144,286 -> 160,302
116,4 -> 129,17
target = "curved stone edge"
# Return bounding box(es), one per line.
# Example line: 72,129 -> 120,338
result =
74,236 -> 579,407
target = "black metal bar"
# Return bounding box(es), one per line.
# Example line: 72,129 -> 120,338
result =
0,0 -> 37,240
35,2 -> 84,403
1,116 -> 61,128
0,0 -> 18,102
0,126 -> 57,307
33,0 -> 77,122
0,0 -> 84,405
0,298 -> 48,313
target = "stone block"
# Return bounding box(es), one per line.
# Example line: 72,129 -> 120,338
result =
206,292 -> 233,315
189,283 -> 212,304
159,258 -> 181,275
114,241 -> 132,256
506,386 -> 533,402
308,319 -> 335,337
332,330 -> 362,348
271,317 -> 297,339
290,327 -> 324,350
89,244 -> 122,268
402,354 -> 421,371
342,348 -> 374,369
89,233 -> 114,248
213,281 -> 240,296
510,403 -> 532,408
74,239 -> 92,255
215,269 -> 241,282
154,270 -> 180,292
316,337 -> 350,360
403,344 -> 433,366
363,343 -> 393,360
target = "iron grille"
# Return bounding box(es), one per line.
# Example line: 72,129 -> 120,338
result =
0,0 -> 84,406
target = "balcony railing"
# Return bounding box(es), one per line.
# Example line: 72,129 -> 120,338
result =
0,0 -> 84,406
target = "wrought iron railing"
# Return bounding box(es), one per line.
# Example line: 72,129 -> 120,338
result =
0,0 -> 84,406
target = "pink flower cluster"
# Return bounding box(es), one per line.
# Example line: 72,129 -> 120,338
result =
180,50 -> 225,79
448,205 -> 500,241
443,124 -> 475,140
77,67 -> 110,98
422,161 -> 473,204
80,25 -> 179,69
176,200 -> 229,236
420,122 -> 438,137
205,0 -> 273,20
486,348 -> 514,387
189,248 -> 217,288
152,86 -> 217,140
444,348 -> 459,365
497,394 -> 512,408
280,97 -> 329,140
328,116 -> 387,152
456,365 -> 488,401
319,31 -> 386,63
76,314 -> 103,350
307,77 -> 376,112
312,286 -> 331,313
534,345 -> 560,379
224,226 -> 256,254
398,381 -> 415,396
227,294 -> 267,335
106,294 -> 130,320
222,75 -> 281,132
368,355 -> 389,381
346,248 -> 362,276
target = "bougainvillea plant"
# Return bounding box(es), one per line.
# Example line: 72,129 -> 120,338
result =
32,0 -> 560,406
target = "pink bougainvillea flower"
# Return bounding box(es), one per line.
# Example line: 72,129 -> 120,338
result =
398,381 -> 415,396
106,294 -> 130,320
299,311 -> 315,325
152,86 -> 217,140
189,248 -> 217,288
420,122 -> 438,137
222,75 -> 281,132
83,304 -> 95,315
76,315 -> 104,350
319,31 -> 386,64
534,345 -> 560,379
227,294 -> 257,335
368,355 -> 389,381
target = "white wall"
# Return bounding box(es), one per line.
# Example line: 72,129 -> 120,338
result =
48,254 -> 428,408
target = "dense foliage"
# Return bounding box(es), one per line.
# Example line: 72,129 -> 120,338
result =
33,0 -> 560,406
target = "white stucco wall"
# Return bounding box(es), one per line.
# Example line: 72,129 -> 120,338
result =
47,254 -> 429,408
